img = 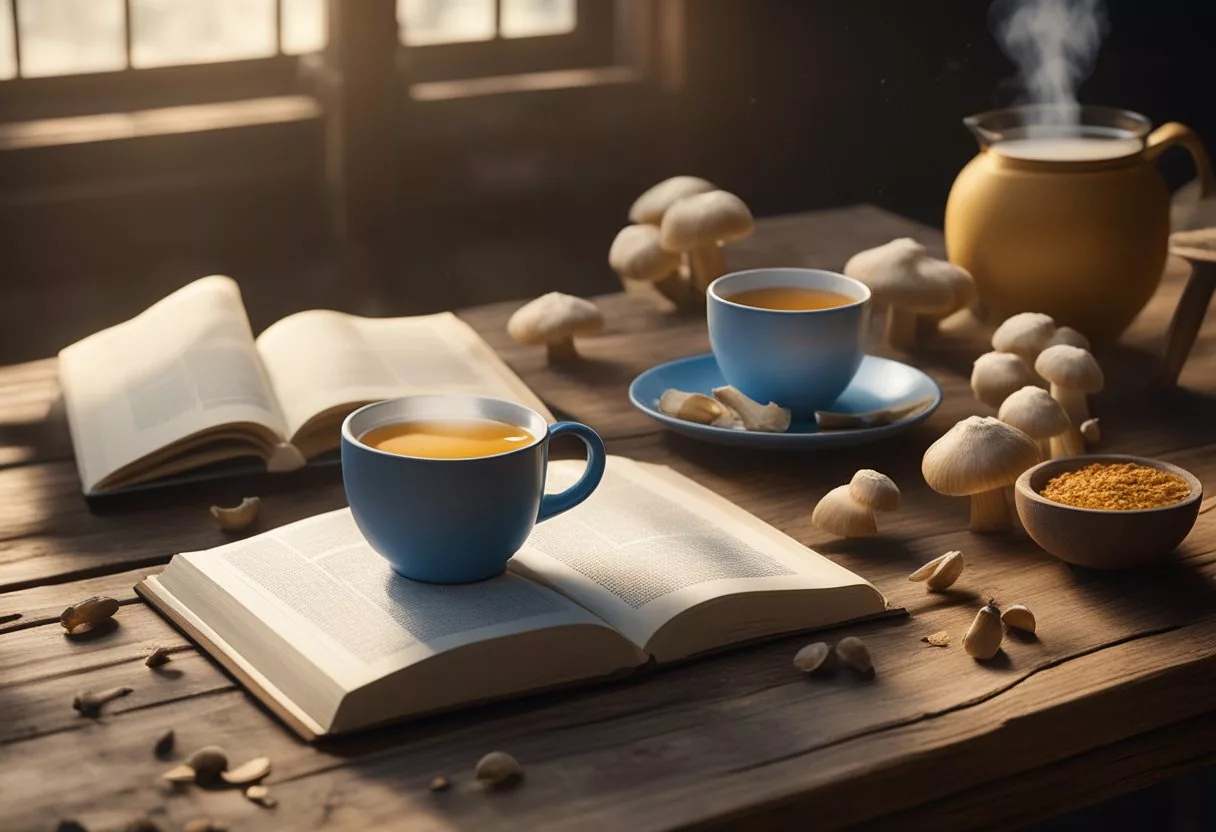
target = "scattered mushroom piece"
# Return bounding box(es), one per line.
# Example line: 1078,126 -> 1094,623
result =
922,416 -> 1040,533
629,175 -> 716,225
162,764 -> 198,784
186,746 -> 229,785
1035,344 -> 1104,456
1080,418 -> 1101,445
1047,326 -> 1091,350
792,641 -> 832,674
220,756 -> 271,786
963,601 -> 1004,660
998,385 -> 1071,459
835,637 -> 874,677
245,784 -> 277,808
210,497 -> 260,533
154,729 -> 176,758
659,190 -> 755,291
971,352 -> 1036,410
608,224 -> 687,304
811,485 -> 878,538
429,776 -> 452,793
145,646 -> 172,668
844,238 -> 955,350
711,386 -> 790,432
848,469 -> 901,513
658,389 -> 741,429
61,595 -> 120,634
907,550 -> 965,590
1001,603 -> 1037,634
73,686 -> 133,718
992,312 -> 1056,366
475,751 -> 523,788
507,292 -> 604,362
922,631 -> 951,647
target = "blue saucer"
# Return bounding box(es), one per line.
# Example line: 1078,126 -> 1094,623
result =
629,353 -> 941,448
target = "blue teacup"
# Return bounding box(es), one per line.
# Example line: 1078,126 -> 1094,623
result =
707,268 -> 871,415
341,395 -> 605,583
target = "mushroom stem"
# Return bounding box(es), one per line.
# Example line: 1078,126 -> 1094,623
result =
546,339 -> 579,362
969,488 -> 1012,533
688,245 -> 726,292
1049,383 -> 1090,425
885,307 -> 920,351
1051,430 -> 1085,459
652,271 -> 692,306
1036,438 -> 1051,460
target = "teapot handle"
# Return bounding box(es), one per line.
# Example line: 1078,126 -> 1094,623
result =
1145,122 -> 1214,198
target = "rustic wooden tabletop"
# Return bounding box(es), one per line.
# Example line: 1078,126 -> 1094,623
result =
2,205 -> 1215,832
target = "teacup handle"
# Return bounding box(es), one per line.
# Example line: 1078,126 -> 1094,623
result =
537,422 -> 606,523
1145,122 -> 1214,198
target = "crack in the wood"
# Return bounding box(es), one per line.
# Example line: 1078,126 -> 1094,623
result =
721,622 -> 1186,777
0,556 -> 170,595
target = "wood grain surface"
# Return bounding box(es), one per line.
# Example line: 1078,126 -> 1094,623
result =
1,205 -> 1214,832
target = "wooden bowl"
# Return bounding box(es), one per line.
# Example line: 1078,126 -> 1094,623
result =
1014,454 -> 1203,569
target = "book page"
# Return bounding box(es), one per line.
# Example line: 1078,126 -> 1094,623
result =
58,276 -> 287,492
182,509 -> 614,688
255,310 -> 553,445
510,457 -> 882,653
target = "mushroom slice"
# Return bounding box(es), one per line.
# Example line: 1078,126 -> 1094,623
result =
659,190 -> 755,291
921,416 -> 1040,533
210,497 -> 260,532
992,312 -> 1056,366
507,292 -> 604,362
711,386 -> 790,433
658,389 -> 741,428
971,352 -> 1036,410
629,176 -> 716,225
220,756 -> 271,786
997,385 -> 1070,459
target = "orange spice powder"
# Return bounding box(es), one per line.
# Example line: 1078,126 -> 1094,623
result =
1040,462 -> 1191,510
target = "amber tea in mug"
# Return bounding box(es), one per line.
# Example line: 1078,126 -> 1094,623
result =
360,418 -> 536,460
726,286 -> 854,311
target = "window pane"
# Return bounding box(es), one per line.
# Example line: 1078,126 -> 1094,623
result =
282,0 -> 325,55
131,0 -> 276,68
18,0 -> 125,77
500,0 -> 574,38
0,0 -> 15,79
398,0 -> 494,46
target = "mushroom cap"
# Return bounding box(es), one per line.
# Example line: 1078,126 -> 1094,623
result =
916,257 -> 975,312
922,416 -> 1040,496
992,312 -> 1056,357
849,469 -> 901,512
997,385 -> 1070,440
843,238 -> 954,312
629,176 -> 716,225
1035,344 -> 1104,392
1046,326 -> 1091,351
970,351 -> 1036,409
507,292 -> 603,345
609,225 -> 681,283
811,485 -> 877,537
659,190 -> 755,253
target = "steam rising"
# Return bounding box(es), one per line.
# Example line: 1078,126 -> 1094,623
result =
992,0 -> 1108,131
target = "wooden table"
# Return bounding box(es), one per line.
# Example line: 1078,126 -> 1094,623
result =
3,205 -> 1216,832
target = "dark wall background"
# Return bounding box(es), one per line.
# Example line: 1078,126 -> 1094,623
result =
1,0 -> 1213,362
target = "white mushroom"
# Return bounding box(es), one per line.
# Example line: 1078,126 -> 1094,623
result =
659,190 -> 755,291
922,416 -> 1040,533
1047,326 -> 1090,350
914,257 -> 976,336
992,312 -> 1056,366
629,176 -> 716,225
811,485 -> 878,538
844,239 -> 955,350
997,385 -> 1072,459
507,292 -> 604,362
658,389 -> 741,428
848,469 -> 901,512
608,224 -> 687,304
970,352 -> 1036,410
1080,418 -> 1101,445
711,386 -> 790,433
1035,344 -> 1104,456
210,497 -> 260,533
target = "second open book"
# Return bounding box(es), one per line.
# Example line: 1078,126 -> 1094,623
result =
138,457 -> 888,739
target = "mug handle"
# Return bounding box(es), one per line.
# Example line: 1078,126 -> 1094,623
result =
1145,122 -> 1214,198
537,422 -> 606,523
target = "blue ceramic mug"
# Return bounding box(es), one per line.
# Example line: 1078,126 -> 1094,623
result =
341,395 -> 605,583
707,268 -> 871,415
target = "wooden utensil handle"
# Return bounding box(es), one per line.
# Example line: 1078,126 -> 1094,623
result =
1162,261 -> 1216,386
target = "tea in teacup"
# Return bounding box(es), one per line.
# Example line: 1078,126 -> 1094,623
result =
360,418 -> 535,459
727,286 -> 854,311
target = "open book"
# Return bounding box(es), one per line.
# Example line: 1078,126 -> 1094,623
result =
138,456 -> 888,739
59,276 -> 550,494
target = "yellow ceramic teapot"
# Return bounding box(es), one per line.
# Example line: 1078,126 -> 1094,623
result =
945,106 -> 1213,343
